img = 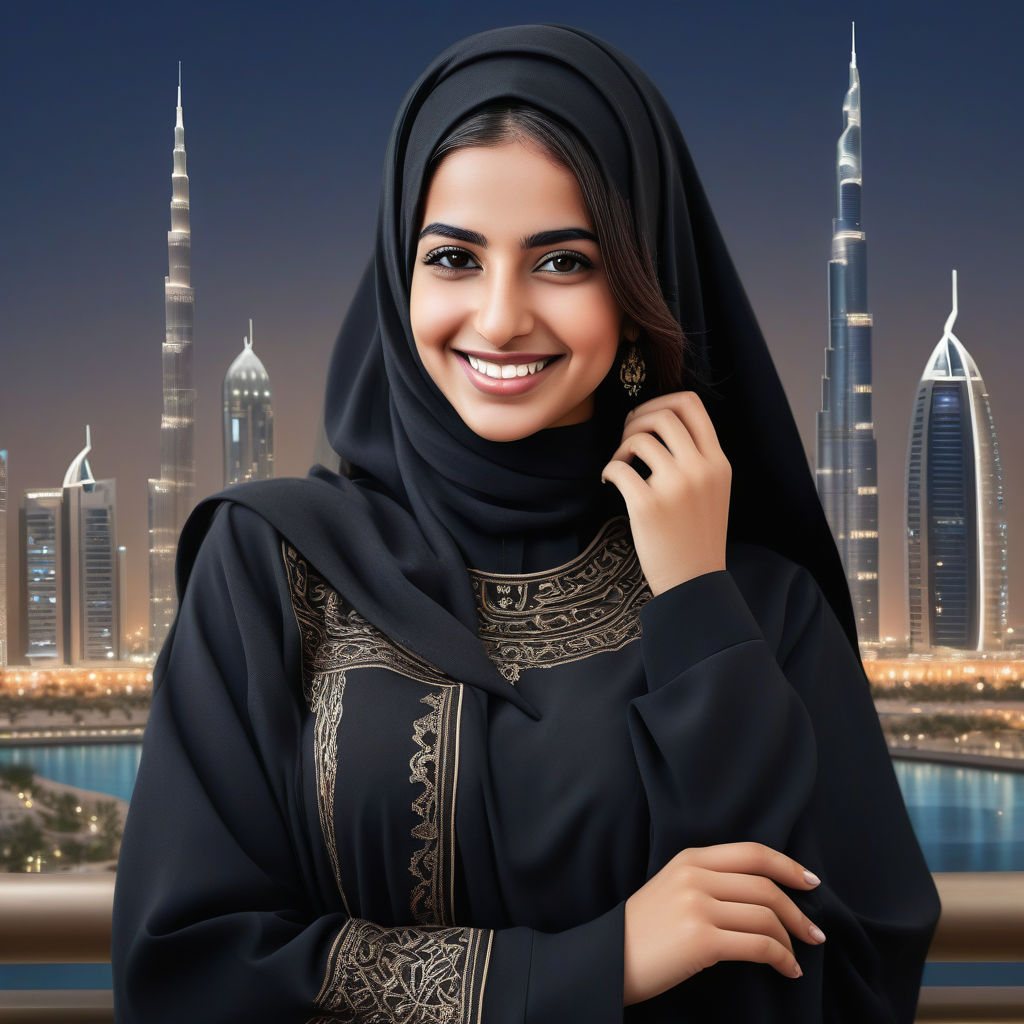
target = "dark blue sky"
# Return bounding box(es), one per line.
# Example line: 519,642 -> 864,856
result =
3,0 -> 1022,646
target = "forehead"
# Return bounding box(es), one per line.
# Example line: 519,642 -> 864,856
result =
418,140 -> 593,232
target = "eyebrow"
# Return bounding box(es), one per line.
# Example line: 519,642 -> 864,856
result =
418,222 -> 599,248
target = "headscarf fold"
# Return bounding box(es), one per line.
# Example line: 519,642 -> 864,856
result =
177,23 -> 859,717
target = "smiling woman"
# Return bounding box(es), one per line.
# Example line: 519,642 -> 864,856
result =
111,22 -> 939,1024
410,139 -> 623,439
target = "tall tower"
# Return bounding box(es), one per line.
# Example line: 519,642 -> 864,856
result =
815,23 -> 880,643
20,489 -> 64,665
148,63 -> 196,654
906,271 -> 1008,652
63,427 -> 120,663
223,319 -> 275,485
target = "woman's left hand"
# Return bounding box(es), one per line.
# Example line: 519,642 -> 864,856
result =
601,391 -> 731,597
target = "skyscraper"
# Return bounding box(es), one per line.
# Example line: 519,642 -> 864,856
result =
20,489 -> 64,664
0,448 -> 7,666
223,319 -> 274,485
815,24 -> 880,644
148,63 -> 196,654
18,428 -> 123,666
906,271 -> 1008,652
63,427 -> 120,663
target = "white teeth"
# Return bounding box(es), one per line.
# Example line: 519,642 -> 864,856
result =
466,354 -> 552,378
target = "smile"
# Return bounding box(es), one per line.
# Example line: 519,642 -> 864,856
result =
454,351 -> 563,395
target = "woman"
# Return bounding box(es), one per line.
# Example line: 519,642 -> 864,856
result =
111,23 -> 940,1022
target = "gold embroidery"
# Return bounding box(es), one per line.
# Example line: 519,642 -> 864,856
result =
281,541 -> 462,933
312,918 -> 493,1023
409,685 -> 462,926
469,515 -> 653,681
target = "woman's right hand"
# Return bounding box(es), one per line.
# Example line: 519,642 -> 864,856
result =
622,842 -> 826,1006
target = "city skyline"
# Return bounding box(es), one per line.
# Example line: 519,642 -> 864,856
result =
3,2 -> 1022,651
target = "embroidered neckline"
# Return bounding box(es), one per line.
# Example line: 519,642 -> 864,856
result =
468,516 -> 651,681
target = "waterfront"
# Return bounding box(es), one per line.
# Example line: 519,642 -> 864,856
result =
0,743 -> 1021,991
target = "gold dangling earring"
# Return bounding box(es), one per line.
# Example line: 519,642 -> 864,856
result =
619,324 -> 646,397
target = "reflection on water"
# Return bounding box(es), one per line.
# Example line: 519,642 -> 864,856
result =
0,744 -> 140,803
893,759 -> 1024,871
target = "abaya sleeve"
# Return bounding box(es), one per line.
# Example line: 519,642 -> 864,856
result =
110,503 -> 627,1024
623,543 -> 938,1021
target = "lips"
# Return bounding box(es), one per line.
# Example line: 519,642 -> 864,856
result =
454,350 -> 563,395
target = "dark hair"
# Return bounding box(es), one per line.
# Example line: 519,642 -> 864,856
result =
419,102 -> 692,395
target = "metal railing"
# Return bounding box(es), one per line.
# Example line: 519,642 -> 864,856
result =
0,872 -> 1021,1022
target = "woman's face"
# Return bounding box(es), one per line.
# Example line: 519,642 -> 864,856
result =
410,139 -> 624,442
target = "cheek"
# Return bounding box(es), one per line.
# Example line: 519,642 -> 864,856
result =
409,282 -> 466,356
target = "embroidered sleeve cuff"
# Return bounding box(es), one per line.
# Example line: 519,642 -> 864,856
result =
638,569 -> 764,690
483,898 -> 626,1023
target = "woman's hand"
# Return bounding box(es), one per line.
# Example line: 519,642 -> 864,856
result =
622,842 -> 826,1006
601,391 -> 731,596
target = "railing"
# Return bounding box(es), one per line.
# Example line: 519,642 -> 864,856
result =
0,873 -> 1021,1022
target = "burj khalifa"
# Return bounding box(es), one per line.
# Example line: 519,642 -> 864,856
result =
148,65 -> 196,653
815,25 -> 880,644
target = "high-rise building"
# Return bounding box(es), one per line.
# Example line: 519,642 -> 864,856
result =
63,427 -> 120,663
148,63 -> 197,654
20,489 -> 64,665
815,24 -> 880,644
0,448 -> 7,666
906,271 -> 1009,652
223,319 -> 274,485
18,428 -> 123,666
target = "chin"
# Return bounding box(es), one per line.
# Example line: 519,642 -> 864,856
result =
458,405 -> 558,443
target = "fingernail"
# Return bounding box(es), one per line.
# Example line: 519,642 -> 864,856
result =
809,925 -> 826,944
803,870 -> 821,887
792,963 -> 803,979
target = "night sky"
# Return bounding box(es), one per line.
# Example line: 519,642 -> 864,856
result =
3,0 -> 1022,652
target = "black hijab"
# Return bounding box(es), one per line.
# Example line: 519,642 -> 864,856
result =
177,23 -> 858,718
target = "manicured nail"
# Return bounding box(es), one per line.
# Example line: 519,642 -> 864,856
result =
803,870 -> 821,887
792,963 -> 803,978
809,925 -> 826,943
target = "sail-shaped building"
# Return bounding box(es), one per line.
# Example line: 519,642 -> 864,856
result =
223,319 -> 274,485
147,64 -> 197,654
906,271 -> 1008,651
815,24 -> 880,643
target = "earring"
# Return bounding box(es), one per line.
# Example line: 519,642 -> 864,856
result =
619,326 -> 646,397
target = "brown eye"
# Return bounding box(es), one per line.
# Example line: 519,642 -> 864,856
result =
423,246 -> 479,271
536,250 -> 594,274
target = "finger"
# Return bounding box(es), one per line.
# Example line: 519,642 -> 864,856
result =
608,431 -> 677,479
698,870 -> 825,947
600,457 -> 649,507
713,929 -> 804,979
620,408 -> 700,461
708,900 -> 795,956
629,392 -> 723,463
666,391 -> 726,463
675,842 -> 821,891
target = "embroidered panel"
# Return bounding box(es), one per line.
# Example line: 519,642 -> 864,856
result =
282,541 -> 462,931
468,515 -> 653,681
311,918 -> 493,1024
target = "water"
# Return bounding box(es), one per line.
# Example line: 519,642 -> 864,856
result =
1,745 -> 1021,990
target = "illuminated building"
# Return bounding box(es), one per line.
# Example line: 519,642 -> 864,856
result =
0,448 -> 7,666
223,319 -> 274,485
19,489 -> 64,664
148,63 -> 196,654
906,271 -> 1008,652
63,427 -> 120,663
17,428 -> 123,666
815,24 -> 880,643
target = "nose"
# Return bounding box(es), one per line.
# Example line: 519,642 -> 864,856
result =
472,266 -> 534,347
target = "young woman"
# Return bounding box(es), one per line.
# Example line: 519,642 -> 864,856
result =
111,24 -> 940,1022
